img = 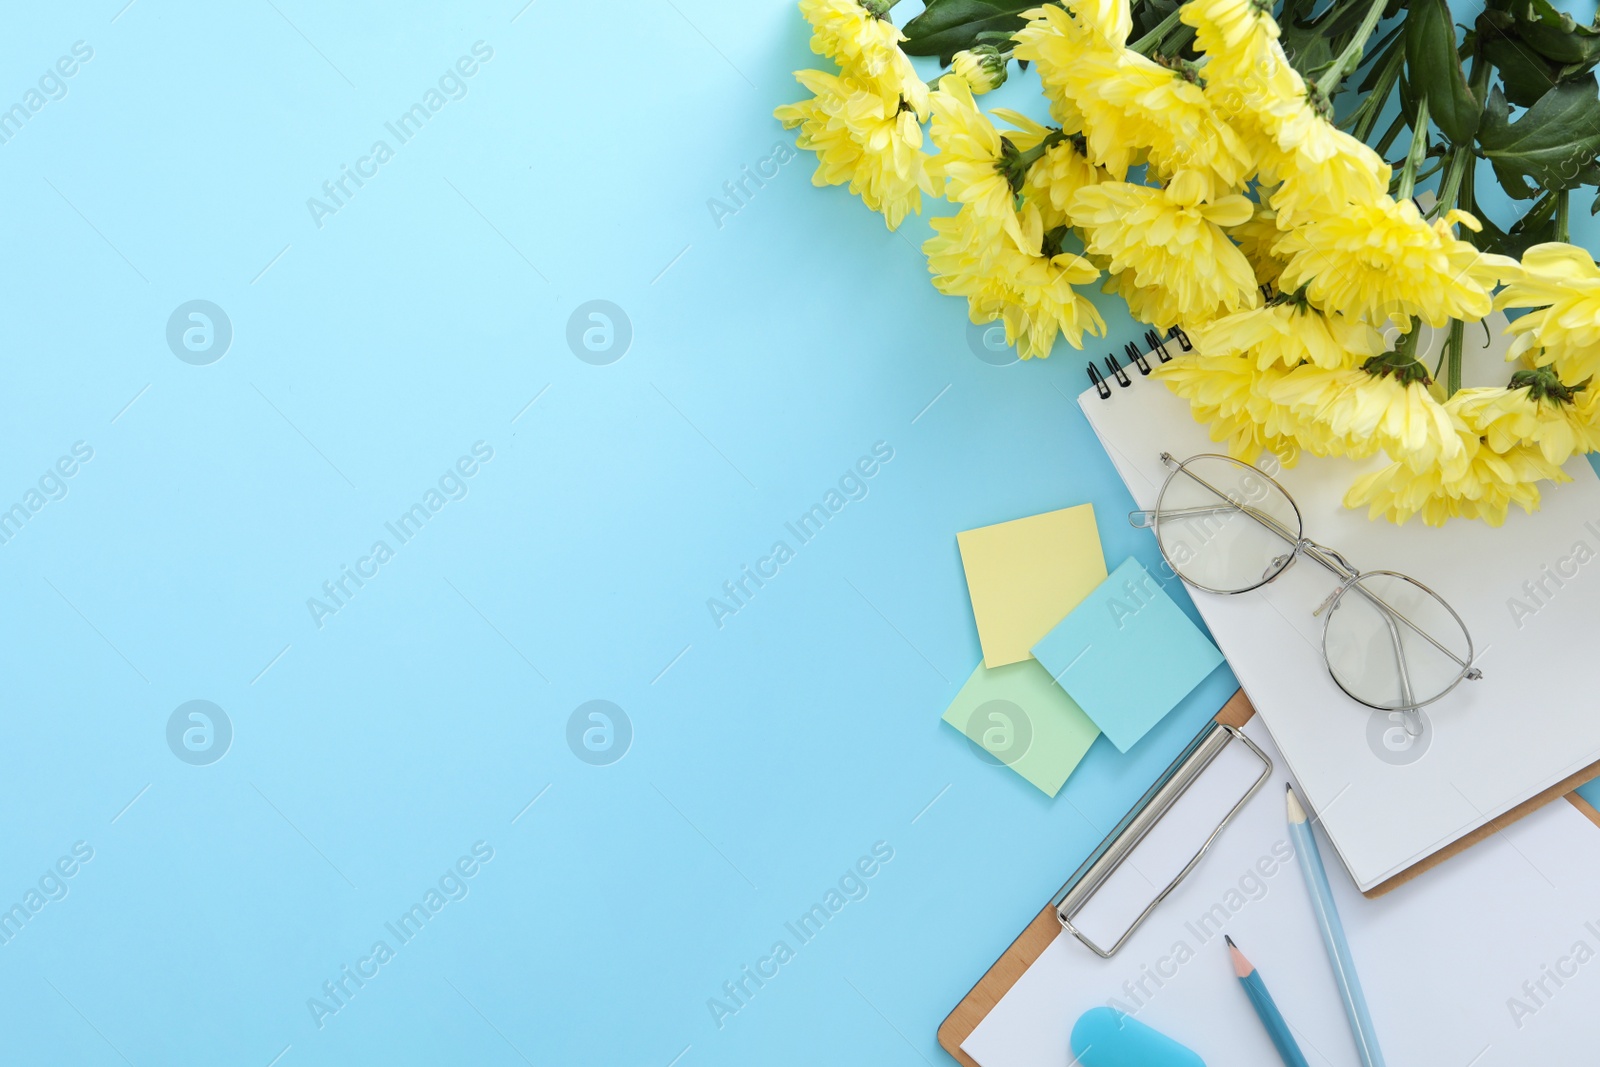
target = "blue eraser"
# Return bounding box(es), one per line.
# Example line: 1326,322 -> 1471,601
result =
1070,1007 -> 1206,1067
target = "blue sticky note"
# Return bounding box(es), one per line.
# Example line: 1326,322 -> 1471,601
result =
1031,558 -> 1223,753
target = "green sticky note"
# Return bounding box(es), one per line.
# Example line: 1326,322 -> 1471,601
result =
942,659 -> 1101,797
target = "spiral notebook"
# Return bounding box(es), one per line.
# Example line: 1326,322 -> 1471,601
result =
1078,323 -> 1600,893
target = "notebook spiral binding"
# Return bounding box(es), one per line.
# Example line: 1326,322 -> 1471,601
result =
1086,326 -> 1189,399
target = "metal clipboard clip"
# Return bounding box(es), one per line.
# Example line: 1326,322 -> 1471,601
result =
1052,721 -> 1273,958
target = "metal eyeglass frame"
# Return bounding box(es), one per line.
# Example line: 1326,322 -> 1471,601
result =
1130,453 -> 1482,731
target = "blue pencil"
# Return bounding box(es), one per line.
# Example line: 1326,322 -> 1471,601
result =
1287,784 -> 1386,1067
1225,935 -> 1310,1067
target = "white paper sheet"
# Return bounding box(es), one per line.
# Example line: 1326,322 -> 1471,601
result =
1078,328 -> 1600,890
964,721 -> 1600,1067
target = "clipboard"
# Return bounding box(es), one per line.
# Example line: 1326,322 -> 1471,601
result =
936,688 -> 1600,1066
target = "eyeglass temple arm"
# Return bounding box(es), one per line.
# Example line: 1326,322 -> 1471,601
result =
1378,596 -> 1418,711
1132,459 -> 1305,547
1129,503 -> 1300,542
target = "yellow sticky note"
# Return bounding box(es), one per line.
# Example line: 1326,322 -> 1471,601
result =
956,504 -> 1107,668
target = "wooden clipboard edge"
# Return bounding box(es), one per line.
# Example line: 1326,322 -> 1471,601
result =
936,903 -> 1060,1067
935,688 -> 1600,1062
935,689 -> 1256,1065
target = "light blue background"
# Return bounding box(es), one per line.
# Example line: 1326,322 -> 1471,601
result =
1,2 -> 1596,1064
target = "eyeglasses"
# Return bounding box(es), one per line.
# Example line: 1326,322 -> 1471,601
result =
1130,453 -> 1481,731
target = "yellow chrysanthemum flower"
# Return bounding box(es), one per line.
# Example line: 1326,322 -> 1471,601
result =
1450,376 -> 1600,466
799,0 -> 929,116
1011,7 -> 1089,133
1495,242 -> 1600,383
1015,0 -> 1131,54
1070,170 -> 1259,327
1183,0 -> 1297,87
998,254 -> 1108,358
925,205 -> 1006,304
1066,0 -> 1135,45
1345,429 -> 1567,527
1155,352 -> 1301,465
1267,126 -> 1390,224
1200,48 -> 1294,178
1227,203 -> 1289,289
927,76 -> 1029,251
924,204 -> 1105,358
1268,363 -> 1467,473
1184,0 -> 1389,220
1052,47 -> 1251,194
776,70 -> 935,230
1196,301 -> 1386,371
1010,0 -> 1133,133
1021,135 -> 1102,231
1275,197 -> 1511,327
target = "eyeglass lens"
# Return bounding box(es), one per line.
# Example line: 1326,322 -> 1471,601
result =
1323,572 -> 1473,711
1153,456 -> 1302,594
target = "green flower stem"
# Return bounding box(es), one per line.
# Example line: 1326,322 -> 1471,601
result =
1396,320 -> 1420,362
1558,188 -> 1571,243
1466,40 -> 1491,103
1315,0 -> 1391,97
1396,96 -> 1430,201
1445,318 -> 1464,397
1410,157 -> 1446,186
1011,132 -> 1065,172
1000,129 -> 1068,191
1131,6 -> 1186,54
1165,21 -> 1197,54
1433,146 -> 1470,218
1345,42 -> 1406,142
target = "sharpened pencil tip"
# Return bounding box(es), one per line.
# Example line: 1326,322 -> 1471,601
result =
1285,784 -> 1307,824
1226,936 -> 1252,977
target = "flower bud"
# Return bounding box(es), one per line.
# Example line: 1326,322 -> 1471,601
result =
951,46 -> 1007,94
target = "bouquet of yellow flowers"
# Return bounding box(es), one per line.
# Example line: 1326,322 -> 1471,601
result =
777,0 -> 1600,526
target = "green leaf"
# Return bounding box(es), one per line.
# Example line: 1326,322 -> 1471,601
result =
1478,78 -> 1600,197
1511,0 -> 1600,66
1394,67 -> 1416,133
1479,14 -> 1566,106
902,0 -> 1034,64
1406,0 -> 1481,142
